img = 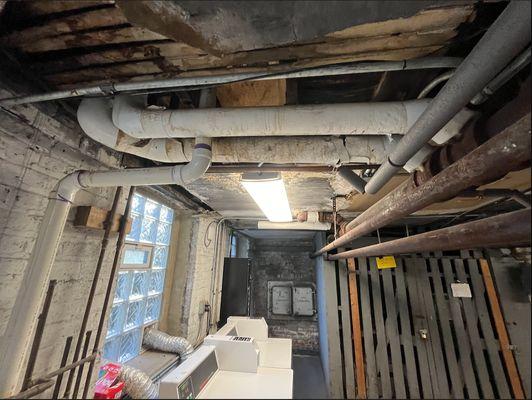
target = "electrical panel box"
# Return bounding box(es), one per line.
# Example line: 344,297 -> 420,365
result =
271,285 -> 292,315
292,286 -> 315,316
268,281 -> 316,319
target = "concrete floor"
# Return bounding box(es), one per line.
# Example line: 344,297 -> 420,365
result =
292,355 -> 328,399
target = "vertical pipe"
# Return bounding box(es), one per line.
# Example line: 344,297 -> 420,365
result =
63,187 -> 122,398
0,174 -> 81,397
71,331 -> 92,399
22,280 -> 57,390
365,1 -> 532,194
82,187 -> 136,399
53,337 -> 73,399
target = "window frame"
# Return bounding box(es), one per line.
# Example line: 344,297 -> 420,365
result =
121,243 -> 154,270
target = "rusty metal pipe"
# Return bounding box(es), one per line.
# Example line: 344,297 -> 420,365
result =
327,209 -> 531,260
7,380 -> 55,400
22,280 -> 57,391
365,1 -> 531,194
313,113 -> 531,257
63,187 -> 122,398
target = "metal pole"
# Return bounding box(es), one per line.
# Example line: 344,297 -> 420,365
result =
0,57 -> 461,106
22,280 -> 57,390
81,186 -> 136,399
63,187 -> 122,398
8,354 -> 98,400
364,1 -> 531,194
207,163 -> 378,174
313,112 -> 531,256
52,336 -> 73,399
8,380 -> 55,400
71,330 -> 92,399
327,209 -> 531,260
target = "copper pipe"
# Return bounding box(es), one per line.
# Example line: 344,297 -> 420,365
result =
327,209 -> 531,260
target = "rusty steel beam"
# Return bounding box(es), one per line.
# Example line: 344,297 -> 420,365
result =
327,209 -> 531,260
312,112 -> 531,257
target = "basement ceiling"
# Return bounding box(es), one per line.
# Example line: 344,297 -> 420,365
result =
1,0 -> 525,221
0,0 -> 480,88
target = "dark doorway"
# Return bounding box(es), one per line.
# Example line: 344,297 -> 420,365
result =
218,258 -> 251,327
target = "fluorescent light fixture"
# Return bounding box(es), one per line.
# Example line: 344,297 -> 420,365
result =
241,172 -> 292,222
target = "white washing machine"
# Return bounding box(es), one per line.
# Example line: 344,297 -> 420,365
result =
159,317 -> 293,399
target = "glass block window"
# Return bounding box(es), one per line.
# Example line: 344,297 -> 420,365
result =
103,193 -> 174,363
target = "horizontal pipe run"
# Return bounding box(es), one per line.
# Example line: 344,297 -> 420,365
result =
113,96 -> 431,138
364,1 -> 531,194
327,209 -> 531,260
0,57 -> 462,106
207,164 -> 377,173
313,112 -> 531,257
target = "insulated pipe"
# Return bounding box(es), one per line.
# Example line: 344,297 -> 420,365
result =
337,167 -> 367,193
326,208 -> 531,260
0,141 -> 211,397
112,95 -> 431,138
78,97 -> 411,165
0,57 -> 462,106
364,1 -> 532,194
313,113 -> 531,256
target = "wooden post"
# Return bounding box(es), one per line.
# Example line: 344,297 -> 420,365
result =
480,259 -> 525,399
347,258 -> 366,399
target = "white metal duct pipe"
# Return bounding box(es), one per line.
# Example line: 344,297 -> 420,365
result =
113,95 -> 432,138
78,98 -> 398,164
78,98 -> 188,163
0,140 -> 211,397
78,96 -> 475,166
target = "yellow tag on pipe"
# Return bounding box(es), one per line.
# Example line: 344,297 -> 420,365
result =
376,256 -> 397,269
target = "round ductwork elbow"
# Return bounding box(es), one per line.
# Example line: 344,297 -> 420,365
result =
172,139 -> 212,186
78,97 -> 188,163
77,98 -> 119,149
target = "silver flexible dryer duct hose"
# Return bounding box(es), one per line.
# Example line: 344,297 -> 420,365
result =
142,329 -> 194,357
118,364 -> 158,399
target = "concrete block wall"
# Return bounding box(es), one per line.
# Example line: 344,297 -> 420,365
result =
0,86 -> 125,397
249,237 -> 319,353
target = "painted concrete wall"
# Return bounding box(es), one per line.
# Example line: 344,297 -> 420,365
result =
314,233 -> 344,398
161,214 -> 229,344
249,237 -> 319,353
0,83 -> 125,397
0,79 -> 226,396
